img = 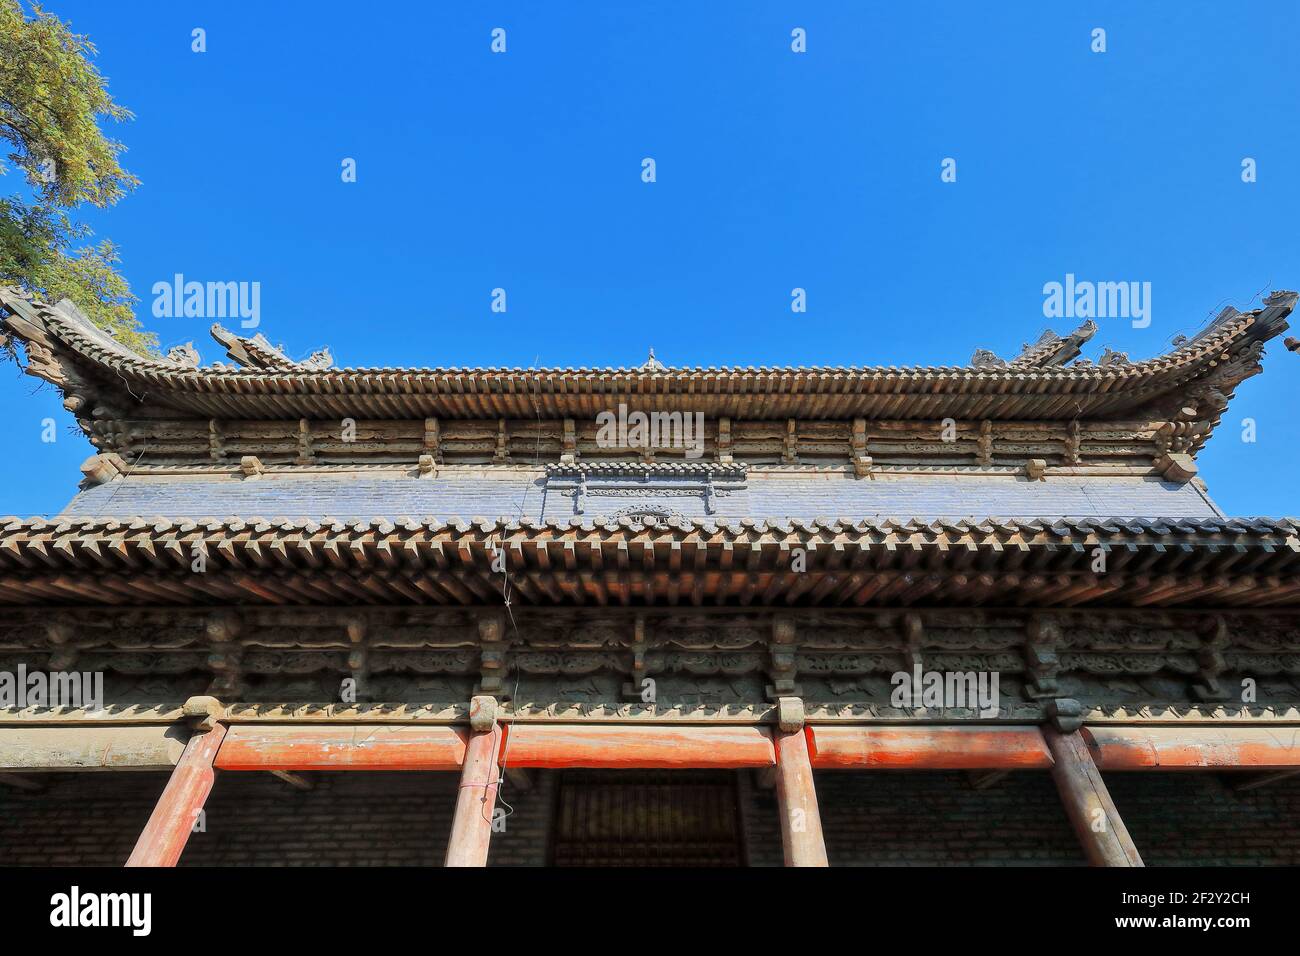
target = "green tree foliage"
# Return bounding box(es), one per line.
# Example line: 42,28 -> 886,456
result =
0,0 -> 154,352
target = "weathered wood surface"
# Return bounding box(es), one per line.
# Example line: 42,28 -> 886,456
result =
501,724 -> 776,768
1044,728 -> 1143,867
774,728 -> 828,867
809,725 -> 1053,769
1087,726 -> 1300,769
92,413 -> 1172,471
444,724 -> 502,867
125,725 -> 227,867
0,725 -> 187,770
214,724 -> 467,771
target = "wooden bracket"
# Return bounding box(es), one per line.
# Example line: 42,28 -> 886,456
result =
766,614 -> 800,700
561,418 -> 577,463
850,418 -> 873,478
976,420 -> 994,466
476,611 -> 510,697
1193,615 -> 1232,701
468,694 -> 498,733
295,418 -> 314,464
903,611 -> 924,672
423,418 -> 441,461
204,613 -> 244,699
1154,452 -> 1197,483
181,695 -> 225,733
1023,615 -> 1062,699
80,452 -> 128,486
1045,697 -> 1083,733
621,615 -> 651,702
776,696 -> 805,733
717,417 -> 733,463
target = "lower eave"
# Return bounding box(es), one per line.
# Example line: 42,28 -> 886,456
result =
0,515 -> 1296,608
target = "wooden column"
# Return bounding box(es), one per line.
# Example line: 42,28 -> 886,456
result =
1045,728 -> 1142,867
774,727 -> 828,867
125,724 -> 227,867
445,698 -> 502,867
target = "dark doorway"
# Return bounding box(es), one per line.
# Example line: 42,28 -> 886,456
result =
550,770 -> 744,866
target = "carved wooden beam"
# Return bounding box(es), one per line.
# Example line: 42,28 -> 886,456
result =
214,725 -> 467,771
1088,726 -> 1300,769
500,724 -> 775,769
809,726 -> 1053,769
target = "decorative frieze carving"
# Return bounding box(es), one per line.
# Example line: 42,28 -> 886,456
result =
3,607 -> 1299,716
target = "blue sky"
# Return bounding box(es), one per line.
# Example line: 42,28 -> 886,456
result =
2,1 -> 1298,516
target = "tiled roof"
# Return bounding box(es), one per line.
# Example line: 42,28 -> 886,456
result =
2,287 -> 1295,421
0,513 -> 1296,609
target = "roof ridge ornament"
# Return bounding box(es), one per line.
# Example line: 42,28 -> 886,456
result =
641,347 -> 666,371
210,324 -> 334,371
166,342 -> 201,368
973,320 -> 1096,369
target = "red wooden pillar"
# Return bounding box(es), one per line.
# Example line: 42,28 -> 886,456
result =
445,701 -> 502,867
774,727 -> 828,867
1045,728 -> 1143,867
125,723 -> 227,867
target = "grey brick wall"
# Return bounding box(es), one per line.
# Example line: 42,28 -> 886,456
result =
1107,772 -> 1300,866
1,767 -> 1297,866
808,770 -> 1085,866
63,472 -> 1216,523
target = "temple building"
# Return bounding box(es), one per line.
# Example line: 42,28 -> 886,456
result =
1,284 -> 1300,866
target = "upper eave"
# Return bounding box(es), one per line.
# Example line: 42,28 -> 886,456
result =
1,287 -> 1295,422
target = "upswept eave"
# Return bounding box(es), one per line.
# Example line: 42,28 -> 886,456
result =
0,286 -> 1294,422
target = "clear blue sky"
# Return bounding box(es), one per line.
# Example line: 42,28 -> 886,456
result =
2,1 -> 1297,517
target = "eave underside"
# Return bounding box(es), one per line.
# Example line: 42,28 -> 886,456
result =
0,516 -> 1296,608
